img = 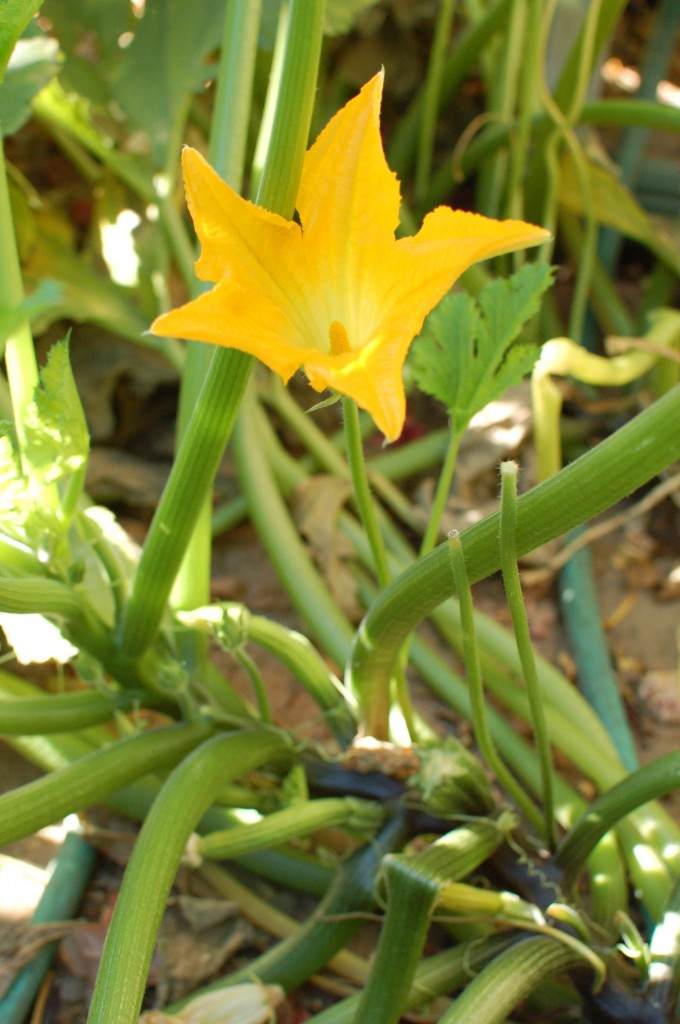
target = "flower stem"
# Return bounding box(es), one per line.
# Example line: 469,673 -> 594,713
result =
342,398 -> 391,589
499,461 -> 556,848
420,425 -> 463,555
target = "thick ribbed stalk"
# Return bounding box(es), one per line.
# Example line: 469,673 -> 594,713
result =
87,729 -> 289,1024
347,385 -> 680,736
119,0 -> 325,658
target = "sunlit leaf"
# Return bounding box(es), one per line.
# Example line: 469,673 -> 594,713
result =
0,0 -> 43,82
0,27 -> 60,134
411,264 -> 554,434
24,339 -> 89,486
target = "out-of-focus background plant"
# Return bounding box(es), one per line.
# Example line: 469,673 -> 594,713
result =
0,1 -> 680,1023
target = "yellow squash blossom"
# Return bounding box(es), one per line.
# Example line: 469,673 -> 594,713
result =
151,71 -> 548,441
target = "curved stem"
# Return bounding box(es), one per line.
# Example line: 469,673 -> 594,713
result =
347,384 -> 680,735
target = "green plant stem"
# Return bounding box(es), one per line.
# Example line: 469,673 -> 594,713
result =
87,729 -> 289,1024
0,689 -> 143,734
171,0 -> 264,635
180,602 -> 356,744
347,384 -> 680,738
499,462 -> 556,848
351,855 -> 441,1024
437,934 -> 597,1024
0,721 -> 212,847
420,426 -> 463,555
199,796 -> 383,860
447,532 -> 544,833
119,0 -> 324,660
231,386 -> 354,667
0,125 -> 39,457
414,0 -> 457,203
342,397 -> 390,588
308,936 -> 517,1024
169,813 -> 407,1007
555,750 -> 680,889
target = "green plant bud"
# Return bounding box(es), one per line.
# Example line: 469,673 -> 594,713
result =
409,738 -> 495,816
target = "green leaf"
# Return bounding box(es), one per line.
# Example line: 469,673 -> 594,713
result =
0,0 -> 44,82
0,342 -> 93,573
260,0 -> 383,48
558,150 -> 680,277
0,26 -> 60,134
24,338 -> 89,487
411,263 -> 554,434
41,0 -> 132,109
323,0 -> 384,36
0,279 -> 64,347
112,0 -> 225,167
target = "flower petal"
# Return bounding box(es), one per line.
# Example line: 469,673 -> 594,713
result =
303,334 -> 408,441
181,147 -> 297,284
384,209 -> 550,341
296,71 -> 402,343
151,282 -> 309,381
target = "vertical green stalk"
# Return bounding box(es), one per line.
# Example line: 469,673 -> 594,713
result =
342,398 -> 390,588
0,126 -> 40,451
447,531 -> 545,834
351,858 -> 440,1024
419,426 -> 463,555
119,0 -> 326,659
499,461 -> 556,848
87,729 -> 289,1024
414,0 -> 457,204
170,0 -> 264,672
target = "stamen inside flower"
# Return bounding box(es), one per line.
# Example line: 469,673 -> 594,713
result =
329,320 -> 351,356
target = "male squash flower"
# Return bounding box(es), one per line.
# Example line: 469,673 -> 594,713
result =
151,71 -> 548,441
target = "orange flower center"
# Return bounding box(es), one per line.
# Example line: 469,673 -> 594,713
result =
329,320 -> 351,356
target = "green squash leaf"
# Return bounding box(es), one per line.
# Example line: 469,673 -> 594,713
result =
0,26 -> 60,134
411,263 -> 554,434
0,0 -> 44,83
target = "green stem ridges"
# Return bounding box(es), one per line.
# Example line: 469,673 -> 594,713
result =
199,796 -> 383,861
348,383 -> 680,738
448,532 -> 544,834
86,729 -> 290,1024
499,462 -> 556,848
437,934 -> 598,1024
171,0 -> 264,635
0,721 -> 212,848
342,397 -> 391,588
119,0 -> 325,660
556,750 -> 680,888
169,813 -> 407,1010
